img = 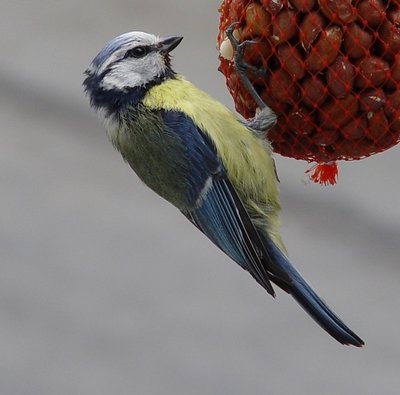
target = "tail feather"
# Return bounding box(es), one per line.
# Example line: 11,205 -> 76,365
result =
264,237 -> 364,347
289,279 -> 364,346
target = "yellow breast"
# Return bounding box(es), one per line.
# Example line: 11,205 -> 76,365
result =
143,76 -> 284,251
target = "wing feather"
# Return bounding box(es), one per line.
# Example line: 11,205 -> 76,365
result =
161,109 -> 291,296
187,177 -> 276,295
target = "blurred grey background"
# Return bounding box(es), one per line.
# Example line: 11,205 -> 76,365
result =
1,1 -> 400,394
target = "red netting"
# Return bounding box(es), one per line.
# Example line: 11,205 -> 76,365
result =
217,0 -> 400,184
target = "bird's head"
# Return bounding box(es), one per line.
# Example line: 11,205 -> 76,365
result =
83,31 -> 183,112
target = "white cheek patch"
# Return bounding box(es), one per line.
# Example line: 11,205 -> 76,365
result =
100,53 -> 167,91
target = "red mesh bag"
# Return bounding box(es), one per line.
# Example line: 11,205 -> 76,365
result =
217,0 -> 400,184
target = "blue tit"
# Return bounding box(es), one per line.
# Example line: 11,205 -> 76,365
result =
83,31 -> 364,347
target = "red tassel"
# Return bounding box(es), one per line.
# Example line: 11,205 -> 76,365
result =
305,162 -> 338,185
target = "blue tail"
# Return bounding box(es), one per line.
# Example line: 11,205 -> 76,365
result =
264,237 -> 364,347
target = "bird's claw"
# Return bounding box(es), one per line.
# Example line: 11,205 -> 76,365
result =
225,23 -> 267,111
225,22 -> 240,42
245,106 -> 277,135
225,23 -> 255,70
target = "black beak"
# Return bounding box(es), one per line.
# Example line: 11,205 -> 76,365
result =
159,36 -> 183,54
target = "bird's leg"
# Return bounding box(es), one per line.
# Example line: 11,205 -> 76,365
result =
225,23 -> 266,110
225,23 -> 276,134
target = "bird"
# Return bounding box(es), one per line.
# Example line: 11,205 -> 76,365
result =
83,30 -> 364,347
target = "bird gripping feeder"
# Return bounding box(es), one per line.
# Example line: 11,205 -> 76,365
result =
217,0 -> 400,184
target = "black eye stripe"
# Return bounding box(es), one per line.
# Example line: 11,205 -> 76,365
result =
125,45 -> 154,59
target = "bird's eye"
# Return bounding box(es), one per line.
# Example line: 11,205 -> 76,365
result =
126,46 -> 149,58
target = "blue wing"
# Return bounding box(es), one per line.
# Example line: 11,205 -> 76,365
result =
161,110 -> 364,346
161,110 -> 283,296
186,176 -> 282,296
